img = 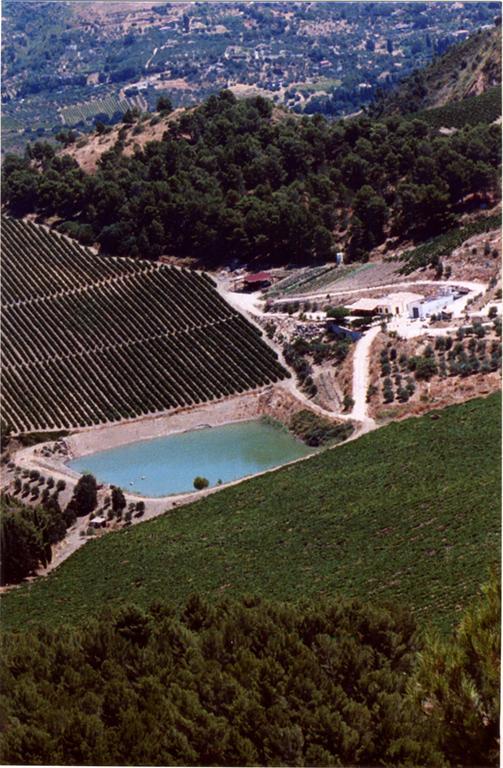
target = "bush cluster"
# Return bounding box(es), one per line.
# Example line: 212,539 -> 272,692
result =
290,409 -> 353,446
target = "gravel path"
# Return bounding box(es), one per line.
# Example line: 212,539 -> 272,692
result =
350,325 -> 381,424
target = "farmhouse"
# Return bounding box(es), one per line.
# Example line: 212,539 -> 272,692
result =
375,292 -> 424,316
409,292 -> 457,319
348,292 -> 423,317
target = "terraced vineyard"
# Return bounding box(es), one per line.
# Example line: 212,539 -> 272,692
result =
59,94 -> 146,126
1,218 -> 287,433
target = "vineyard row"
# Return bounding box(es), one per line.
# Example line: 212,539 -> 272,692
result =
3,264 -> 238,368
2,217 -> 156,305
2,315 -> 287,433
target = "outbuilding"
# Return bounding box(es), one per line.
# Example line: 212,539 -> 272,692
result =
241,272 -> 272,291
89,515 -> 107,529
347,298 -> 380,316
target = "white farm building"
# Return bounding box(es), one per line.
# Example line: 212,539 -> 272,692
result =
348,290 -> 457,320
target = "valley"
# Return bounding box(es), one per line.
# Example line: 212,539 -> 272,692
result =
0,6 -> 501,766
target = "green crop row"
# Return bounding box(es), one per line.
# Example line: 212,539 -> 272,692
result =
1,218 -> 287,433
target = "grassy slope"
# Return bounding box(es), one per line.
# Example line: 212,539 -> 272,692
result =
2,394 -> 500,634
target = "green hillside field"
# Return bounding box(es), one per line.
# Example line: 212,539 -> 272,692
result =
2,394 -> 500,634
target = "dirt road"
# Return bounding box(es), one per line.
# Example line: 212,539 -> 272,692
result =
271,278 -> 487,306
350,324 -> 381,424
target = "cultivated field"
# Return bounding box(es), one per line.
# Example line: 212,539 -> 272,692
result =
1,218 -> 287,433
59,94 -> 146,125
2,394 -> 499,633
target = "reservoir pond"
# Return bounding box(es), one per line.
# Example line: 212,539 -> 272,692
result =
67,419 -> 315,496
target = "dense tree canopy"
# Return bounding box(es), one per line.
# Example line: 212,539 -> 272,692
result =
2,92 -> 500,266
0,594 -> 442,766
0,494 -> 67,585
411,572 -> 500,767
1,579 -> 499,766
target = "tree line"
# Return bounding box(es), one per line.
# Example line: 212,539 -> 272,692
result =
0,576 -> 499,766
1,492 -> 66,584
2,90 -> 500,267
1,473 -> 96,585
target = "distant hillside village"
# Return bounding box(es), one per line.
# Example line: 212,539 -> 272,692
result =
2,2 -> 500,154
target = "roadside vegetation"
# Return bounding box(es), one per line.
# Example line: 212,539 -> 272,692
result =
289,409 -> 353,447
1,394 -> 499,633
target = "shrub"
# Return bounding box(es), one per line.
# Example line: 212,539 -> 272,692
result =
366,384 -> 378,402
343,395 -> 354,412
70,474 -> 98,517
193,476 -> 209,491
410,356 -> 438,381
290,410 -> 353,447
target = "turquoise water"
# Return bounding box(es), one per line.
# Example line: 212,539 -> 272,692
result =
68,420 -> 314,496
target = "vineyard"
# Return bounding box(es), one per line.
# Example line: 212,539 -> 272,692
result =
59,94 -> 146,126
399,214 -> 501,273
1,218 -> 288,433
409,86 -> 502,130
